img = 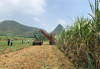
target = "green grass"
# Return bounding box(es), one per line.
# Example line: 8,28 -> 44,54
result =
0,38 -> 33,54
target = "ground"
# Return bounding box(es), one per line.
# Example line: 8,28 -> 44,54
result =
0,42 -> 75,69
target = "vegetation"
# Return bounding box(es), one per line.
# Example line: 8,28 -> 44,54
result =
0,36 -> 24,40
0,20 -> 47,38
51,24 -> 63,35
57,0 -> 100,69
0,37 -> 33,54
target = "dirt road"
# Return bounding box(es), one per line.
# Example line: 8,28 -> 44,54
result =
0,42 -> 75,69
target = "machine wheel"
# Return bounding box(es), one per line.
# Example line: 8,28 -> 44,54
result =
39,42 -> 42,46
49,41 -> 51,45
33,42 -> 35,45
49,41 -> 53,45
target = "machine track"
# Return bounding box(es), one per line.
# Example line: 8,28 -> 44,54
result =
0,42 -> 75,69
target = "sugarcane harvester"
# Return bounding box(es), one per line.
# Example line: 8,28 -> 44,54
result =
39,30 -> 56,45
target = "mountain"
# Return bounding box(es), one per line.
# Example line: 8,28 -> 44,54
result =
51,24 -> 63,35
0,20 -> 47,38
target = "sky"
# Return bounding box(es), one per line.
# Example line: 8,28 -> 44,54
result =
0,0 -> 95,33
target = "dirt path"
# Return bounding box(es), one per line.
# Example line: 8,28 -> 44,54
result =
0,42 -> 75,69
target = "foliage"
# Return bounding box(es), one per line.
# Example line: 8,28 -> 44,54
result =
57,0 -> 100,68
51,24 -> 63,35
0,36 -> 24,40
0,20 -> 47,38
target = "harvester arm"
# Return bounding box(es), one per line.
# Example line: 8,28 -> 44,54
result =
39,30 -> 52,41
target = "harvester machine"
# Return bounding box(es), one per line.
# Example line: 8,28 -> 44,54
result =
33,34 -> 43,45
39,30 -> 56,45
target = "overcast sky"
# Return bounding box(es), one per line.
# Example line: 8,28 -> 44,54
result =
0,0 -> 94,32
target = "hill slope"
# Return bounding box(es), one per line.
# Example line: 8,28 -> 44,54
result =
0,20 -> 47,37
51,24 -> 63,35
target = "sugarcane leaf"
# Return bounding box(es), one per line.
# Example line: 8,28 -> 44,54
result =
78,46 -> 81,54
86,51 -> 93,69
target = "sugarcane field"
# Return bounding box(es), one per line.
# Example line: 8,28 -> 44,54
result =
0,0 -> 100,69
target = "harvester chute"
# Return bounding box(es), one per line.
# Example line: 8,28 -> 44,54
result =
39,30 -> 56,45
33,34 -> 43,45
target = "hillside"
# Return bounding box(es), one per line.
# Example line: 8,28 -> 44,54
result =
0,20 -> 47,38
51,24 -> 63,35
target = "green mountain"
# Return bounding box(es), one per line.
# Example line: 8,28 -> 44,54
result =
0,20 -> 47,38
51,24 -> 63,35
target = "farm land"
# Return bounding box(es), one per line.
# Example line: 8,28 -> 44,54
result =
0,37 -> 74,69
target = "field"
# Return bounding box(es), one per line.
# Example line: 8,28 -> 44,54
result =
0,38 -> 33,54
0,39 -> 75,69
0,0 -> 100,69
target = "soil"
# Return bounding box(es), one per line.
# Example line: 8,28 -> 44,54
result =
0,42 -> 75,69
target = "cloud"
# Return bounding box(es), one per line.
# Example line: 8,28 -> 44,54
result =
58,20 -> 66,25
34,17 -> 40,22
0,0 -> 46,15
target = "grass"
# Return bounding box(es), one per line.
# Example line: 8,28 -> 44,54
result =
0,38 -> 33,54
